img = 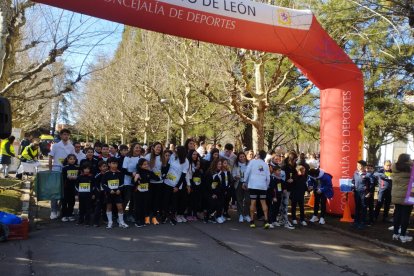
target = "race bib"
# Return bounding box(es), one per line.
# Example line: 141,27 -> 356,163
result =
155,171 -> 161,177
193,177 -> 201,186
79,183 -> 90,192
67,170 -> 78,178
58,158 -> 65,164
138,183 -> 149,192
166,173 -> 177,181
277,183 -> 282,192
211,181 -> 218,189
385,172 -> 392,179
108,179 -> 119,189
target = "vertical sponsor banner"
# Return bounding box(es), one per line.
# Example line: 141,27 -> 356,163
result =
320,79 -> 364,214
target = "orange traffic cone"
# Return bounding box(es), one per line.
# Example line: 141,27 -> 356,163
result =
307,191 -> 315,207
340,193 -> 354,223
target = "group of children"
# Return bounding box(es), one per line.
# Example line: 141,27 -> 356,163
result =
56,139 -> 335,231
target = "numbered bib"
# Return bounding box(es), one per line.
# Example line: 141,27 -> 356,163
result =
211,181 -> 218,189
58,158 -> 65,164
277,183 -> 282,192
67,170 -> 78,178
138,183 -> 149,192
166,173 -> 177,181
155,171 -> 161,177
193,177 -> 201,186
79,183 -> 90,192
108,179 -> 119,190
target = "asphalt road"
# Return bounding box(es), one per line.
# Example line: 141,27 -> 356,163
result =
1,217 -> 413,276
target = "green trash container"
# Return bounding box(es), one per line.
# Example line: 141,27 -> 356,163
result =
35,171 -> 63,201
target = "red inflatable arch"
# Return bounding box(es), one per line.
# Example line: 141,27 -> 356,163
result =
33,0 -> 364,215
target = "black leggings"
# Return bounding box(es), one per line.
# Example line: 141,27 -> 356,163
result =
291,199 -> 305,221
188,185 -> 202,216
149,183 -> 163,216
393,204 -> 413,236
62,187 -> 75,218
134,191 -> 150,224
314,193 -> 327,218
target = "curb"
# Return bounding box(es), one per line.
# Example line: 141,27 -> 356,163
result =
20,180 -> 31,220
323,223 -> 414,257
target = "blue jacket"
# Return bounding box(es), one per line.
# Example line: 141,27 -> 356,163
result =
311,169 -> 334,199
352,171 -> 371,193
374,169 -> 392,192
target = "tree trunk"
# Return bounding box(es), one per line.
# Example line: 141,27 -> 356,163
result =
252,104 -> 265,153
0,0 -> 13,88
251,61 -> 267,153
367,144 -> 381,166
242,123 -> 253,151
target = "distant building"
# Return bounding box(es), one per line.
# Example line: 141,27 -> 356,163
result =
366,134 -> 414,165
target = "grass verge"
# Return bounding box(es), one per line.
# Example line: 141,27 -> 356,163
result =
0,179 -> 22,215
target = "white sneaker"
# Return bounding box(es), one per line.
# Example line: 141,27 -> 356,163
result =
176,216 -> 183,223
319,217 -> 326,225
392,234 -> 400,241
284,222 -> 295,230
388,226 -> 394,231
244,216 -> 251,223
269,224 -> 275,229
50,211 -> 58,220
216,217 -> 224,224
292,220 -> 298,225
106,221 -> 113,229
180,216 -> 187,223
272,221 -> 281,227
239,215 -> 244,223
400,235 -> 413,243
310,215 -> 319,223
119,222 -> 129,228
301,221 -> 308,226
68,216 -> 76,222
61,217 -> 69,222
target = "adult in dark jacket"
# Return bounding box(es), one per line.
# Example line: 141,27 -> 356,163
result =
391,154 -> 413,243
308,168 -> 334,225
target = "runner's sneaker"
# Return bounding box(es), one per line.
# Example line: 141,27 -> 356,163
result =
292,220 -> 298,225
170,218 -> 177,225
239,215 -> 244,223
244,216 -> 251,223
388,226 -> 394,231
119,222 -> 129,228
250,222 -> 256,228
145,216 -> 150,225
152,217 -> 160,225
272,221 -> 281,227
309,215 -> 319,223
319,217 -> 326,225
50,211 -> 58,220
180,216 -> 188,223
284,222 -> 295,230
264,222 -> 270,229
61,217 -> 69,222
106,222 -> 113,229
176,216 -> 183,223
392,234 -> 399,241
135,223 -> 145,228
301,221 -> 308,226
68,216 -> 76,222
216,217 -> 225,224
400,235 -> 413,243
269,224 -> 275,229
